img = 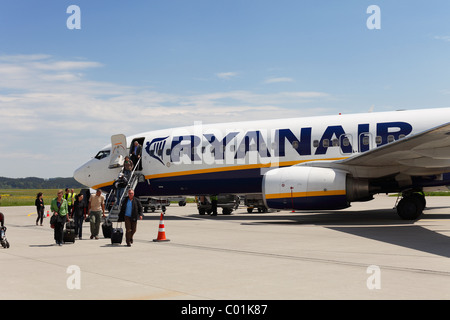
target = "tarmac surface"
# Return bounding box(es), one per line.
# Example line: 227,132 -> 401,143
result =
0,194 -> 449,300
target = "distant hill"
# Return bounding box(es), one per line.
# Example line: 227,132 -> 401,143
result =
0,177 -> 87,189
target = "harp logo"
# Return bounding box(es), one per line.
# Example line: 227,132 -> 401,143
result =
145,136 -> 169,165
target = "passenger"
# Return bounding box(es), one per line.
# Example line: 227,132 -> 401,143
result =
118,189 -> 143,247
88,189 -> 105,240
114,173 -> 128,207
35,192 -> 45,226
123,156 -> 133,179
50,190 -> 69,246
130,141 -> 142,171
73,194 -> 86,240
0,196 -> 4,228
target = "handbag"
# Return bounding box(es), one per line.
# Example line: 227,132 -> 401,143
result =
50,200 -> 62,228
50,215 -> 57,228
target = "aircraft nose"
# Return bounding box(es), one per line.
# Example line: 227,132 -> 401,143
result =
73,165 -> 89,187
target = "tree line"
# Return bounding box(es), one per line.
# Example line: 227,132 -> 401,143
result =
0,177 -> 87,189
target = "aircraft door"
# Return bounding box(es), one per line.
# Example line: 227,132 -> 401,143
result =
358,132 -> 372,153
130,137 -> 146,171
109,134 -> 128,169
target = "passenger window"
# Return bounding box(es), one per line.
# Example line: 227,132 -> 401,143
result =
388,135 -> 395,143
332,139 -> 339,147
362,136 -> 370,145
313,140 -> 319,148
292,141 -> 299,149
323,139 -> 329,147
376,136 -> 382,145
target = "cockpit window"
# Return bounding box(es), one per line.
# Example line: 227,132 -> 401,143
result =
94,150 -> 110,160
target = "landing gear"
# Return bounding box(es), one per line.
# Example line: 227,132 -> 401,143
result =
396,191 -> 426,220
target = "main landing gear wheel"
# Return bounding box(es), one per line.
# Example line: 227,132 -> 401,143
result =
396,193 -> 425,220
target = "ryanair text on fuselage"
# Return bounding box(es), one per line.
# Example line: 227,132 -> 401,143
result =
145,121 -> 413,166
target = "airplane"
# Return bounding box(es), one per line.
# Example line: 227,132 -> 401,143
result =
73,107 -> 450,220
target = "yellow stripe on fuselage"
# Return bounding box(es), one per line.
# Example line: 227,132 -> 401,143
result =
91,157 -> 348,190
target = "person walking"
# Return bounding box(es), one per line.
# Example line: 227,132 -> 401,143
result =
88,189 -> 105,240
35,192 -> 45,226
113,173 -> 128,208
73,194 -> 86,240
118,189 -> 143,247
123,156 -> 133,179
130,141 -> 142,171
50,190 -> 69,246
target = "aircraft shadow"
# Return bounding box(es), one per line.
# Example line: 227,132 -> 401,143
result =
327,225 -> 450,258
191,208 -> 450,258
141,206 -> 450,258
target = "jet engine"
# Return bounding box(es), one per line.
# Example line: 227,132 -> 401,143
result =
262,166 -> 370,211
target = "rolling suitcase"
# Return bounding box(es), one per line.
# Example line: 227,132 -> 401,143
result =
102,219 -> 113,238
111,223 -> 123,245
63,222 -> 76,243
66,220 -> 76,230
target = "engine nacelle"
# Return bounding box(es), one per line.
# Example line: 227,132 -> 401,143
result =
262,166 -> 369,210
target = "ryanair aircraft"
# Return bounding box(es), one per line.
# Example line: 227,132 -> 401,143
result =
74,108 -> 450,220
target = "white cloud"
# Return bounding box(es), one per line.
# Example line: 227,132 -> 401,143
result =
215,72 -> 239,80
0,54 -> 332,178
434,35 -> 450,42
264,77 -> 295,84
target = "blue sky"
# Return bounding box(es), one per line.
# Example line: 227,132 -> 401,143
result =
1,0 -> 450,178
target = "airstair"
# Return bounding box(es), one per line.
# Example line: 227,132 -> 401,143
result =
107,157 -> 144,221
105,132 -> 145,222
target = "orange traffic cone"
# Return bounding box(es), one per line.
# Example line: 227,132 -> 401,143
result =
153,213 -> 170,242
46,211 -> 50,217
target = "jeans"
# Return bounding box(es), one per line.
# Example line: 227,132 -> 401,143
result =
74,214 -> 84,238
36,207 -> 44,225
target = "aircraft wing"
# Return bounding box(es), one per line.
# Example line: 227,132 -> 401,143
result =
314,122 -> 450,178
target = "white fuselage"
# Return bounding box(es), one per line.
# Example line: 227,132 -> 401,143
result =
74,108 -> 450,197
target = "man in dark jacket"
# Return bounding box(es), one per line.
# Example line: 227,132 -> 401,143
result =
118,189 -> 143,247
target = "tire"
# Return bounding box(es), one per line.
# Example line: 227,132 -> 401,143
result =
397,196 -> 423,220
222,208 -> 232,215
